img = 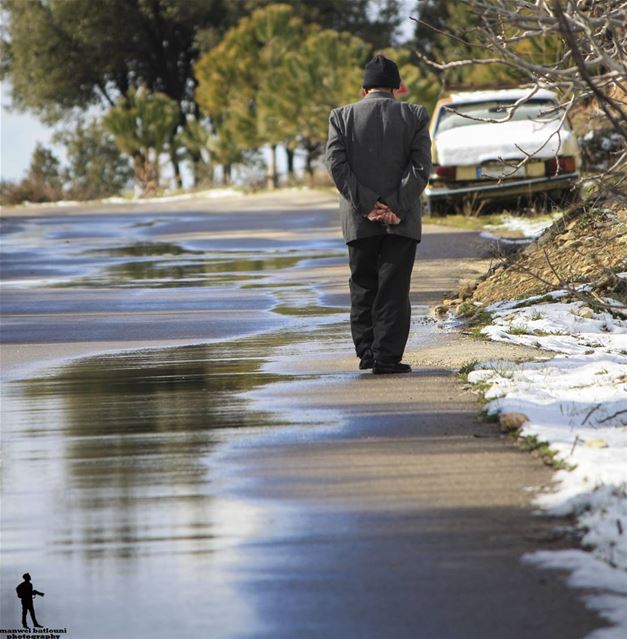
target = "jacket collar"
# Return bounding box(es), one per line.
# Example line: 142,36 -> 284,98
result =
362,90 -> 396,101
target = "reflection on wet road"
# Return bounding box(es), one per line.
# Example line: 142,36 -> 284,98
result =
1,196 -> 600,639
0,198 -> 348,637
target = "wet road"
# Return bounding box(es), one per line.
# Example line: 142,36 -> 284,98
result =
0,191 -> 603,638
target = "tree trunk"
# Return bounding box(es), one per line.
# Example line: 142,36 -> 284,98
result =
285,147 -> 295,179
267,144 -> 278,189
223,164 -> 231,186
189,149 -> 202,187
133,152 -> 158,197
305,148 -> 314,186
171,151 -> 183,190
304,141 -> 321,187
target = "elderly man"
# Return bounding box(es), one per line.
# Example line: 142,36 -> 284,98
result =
326,55 -> 432,374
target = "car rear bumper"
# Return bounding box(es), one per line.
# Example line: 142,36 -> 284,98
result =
425,174 -> 579,201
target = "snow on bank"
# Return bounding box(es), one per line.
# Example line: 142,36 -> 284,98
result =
467,292 -> 627,634
479,231 -> 530,245
103,187 -> 243,204
18,187 -> 243,209
484,213 -> 560,239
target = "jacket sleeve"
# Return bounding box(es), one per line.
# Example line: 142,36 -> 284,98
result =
381,106 -> 432,220
325,108 -> 379,218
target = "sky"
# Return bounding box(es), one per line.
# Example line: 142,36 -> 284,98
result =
0,2 -> 418,184
1,81 -> 60,181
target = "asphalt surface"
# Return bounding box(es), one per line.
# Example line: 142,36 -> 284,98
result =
0,190 -> 605,638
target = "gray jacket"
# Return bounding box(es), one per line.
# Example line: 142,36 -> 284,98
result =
325,91 -> 432,244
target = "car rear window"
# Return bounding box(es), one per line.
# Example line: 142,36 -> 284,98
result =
436,99 -> 561,134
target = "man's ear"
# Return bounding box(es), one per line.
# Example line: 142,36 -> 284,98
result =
394,81 -> 409,97
360,87 -> 367,97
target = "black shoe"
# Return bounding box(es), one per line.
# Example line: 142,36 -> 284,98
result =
359,350 -> 374,370
373,360 -> 412,374
34,624 -> 44,628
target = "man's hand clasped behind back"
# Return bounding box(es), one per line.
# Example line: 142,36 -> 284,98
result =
366,201 -> 401,225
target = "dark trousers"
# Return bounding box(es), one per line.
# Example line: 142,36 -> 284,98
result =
22,601 -> 39,626
348,234 -> 417,363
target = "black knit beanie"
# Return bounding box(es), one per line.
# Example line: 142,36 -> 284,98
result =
363,55 -> 401,90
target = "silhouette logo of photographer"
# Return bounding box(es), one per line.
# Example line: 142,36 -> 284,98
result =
16,573 -> 45,629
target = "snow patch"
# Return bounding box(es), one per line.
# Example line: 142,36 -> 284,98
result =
103,188 -> 243,204
479,231 -> 530,245
484,214 -> 560,238
482,300 -> 626,355
467,293 -> 627,636
17,188 -> 243,209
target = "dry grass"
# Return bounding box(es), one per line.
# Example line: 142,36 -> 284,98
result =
470,196 -> 627,306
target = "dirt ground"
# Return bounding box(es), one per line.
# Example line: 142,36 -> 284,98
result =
471,199 -> 627,305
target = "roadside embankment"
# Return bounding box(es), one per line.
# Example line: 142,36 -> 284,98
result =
438,198 -> 627,638
471,198 -> 626,306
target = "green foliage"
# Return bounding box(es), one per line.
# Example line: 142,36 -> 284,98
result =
195,4 -> 450,183
241,0 -> 403,49
28,144 -> 62,187
2,1 -> 429,190
414,1 -> 483,84
458,304 -> 494,339
513,294 -> 555,308
506,326 -> 532,336
1,0 -> 256,187
519,435 -> 572,469
54,119 -> 133,199
1,0 -> 230,122
458,360 -> 478,382
176,116 -> 214,186
104,87 -> 181,194
196,4 -> 398,182
2,122 -> 133,205
196,5 -> 306,151
262,26 -> 369,175
378,47 -> 440,113
195,4 -> 306,183
0,144 -> 63,205
206,119 -> 249,185
2,0 -> 404,122
412,0 -> 527,90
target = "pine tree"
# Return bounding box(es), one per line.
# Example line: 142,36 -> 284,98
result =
104,87 -> 181,195
55,120 -> 133,199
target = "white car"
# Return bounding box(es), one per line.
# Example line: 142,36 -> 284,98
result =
424,88 -> 581,214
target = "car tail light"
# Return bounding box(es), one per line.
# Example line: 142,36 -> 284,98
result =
559,156 -> 576,172
435,165 -> 456,180
545,156 -> 576,176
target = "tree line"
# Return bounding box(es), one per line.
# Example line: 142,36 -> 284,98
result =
1,0 -> 419,201
2,0 -> 532,203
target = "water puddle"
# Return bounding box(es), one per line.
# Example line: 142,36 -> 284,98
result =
0,203 -> 360,637
81,241 -> 205,257
73,252 -> 307,288
272,304 -> 345,316
0,327 -> 322,634
0,212 -> 345,288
